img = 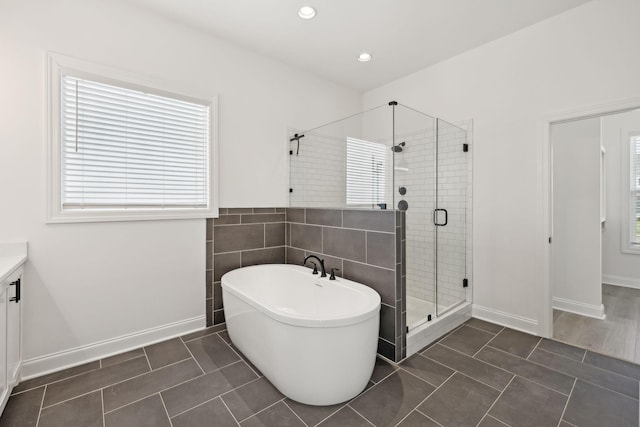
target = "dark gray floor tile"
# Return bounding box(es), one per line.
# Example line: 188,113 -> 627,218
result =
489,328 -> 541,358
284,399 -> 343,426
145,338 -> 192,370
105,394 -> 171,427
583,350 -> 640,380
221,377 -> 284,422
185,333 -> 240,373
317,406 -> 371,427
219,330 -> 232,344
475,346 -> 575,394
396,410 -> 440,426
101,348 -> 146,368
43,356 -> 150,407
227,343 -> 263,377
489,376 -> 567,427
478,415 -> 509,426
103,358 -> 202,412
0,386 -> 44,427
439,325 -> 494,355
38,391 -> 102,427
350,370 -> 435,426
370,356 -> 398,383
12,361 -> 100,394
399,354 -> 454,387
563,380 -> 639,427
537,338 -> 586,361
162,361 -> 258,416
180,324 -> 226,342
419,372 -> 499,426
241,401 -> 304,427
529,348 -> 639,398
559,421 -> 576,427
423,344 -> 513,390
171,397 -> 237,427
466,318 -> 504,334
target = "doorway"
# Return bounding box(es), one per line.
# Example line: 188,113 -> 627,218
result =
549,108 -> 640,362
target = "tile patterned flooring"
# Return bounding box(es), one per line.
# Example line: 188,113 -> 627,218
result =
2,318 -> 640,427
554,284 -> 640,363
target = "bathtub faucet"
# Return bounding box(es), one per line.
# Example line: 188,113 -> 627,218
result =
303,255 -> 327,278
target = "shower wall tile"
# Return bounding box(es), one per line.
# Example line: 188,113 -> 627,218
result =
207,208 -> 287,327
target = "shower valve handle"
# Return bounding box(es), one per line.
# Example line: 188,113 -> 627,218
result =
329,268 -> 340,280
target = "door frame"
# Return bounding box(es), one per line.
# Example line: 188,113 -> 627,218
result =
539,96 -> 640,338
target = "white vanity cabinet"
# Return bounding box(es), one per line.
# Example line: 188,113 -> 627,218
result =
0,243 -> 26,416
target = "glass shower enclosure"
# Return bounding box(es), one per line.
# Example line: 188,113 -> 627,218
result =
289,102 -> 471,346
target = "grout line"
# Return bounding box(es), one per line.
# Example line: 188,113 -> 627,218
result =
304,403 -> 348,426
581,350 -> 587,363
34,384 -> 46,427
413,410 -> 444,427
556,378 -> 577,427
101,389 -> 106,427
158,393 -> 175,427
239,398 -> 285,424
219,395 -> 241,426
13,363 -> 104,396
219,334 -> 262,378
394,371 -> 457,426
347,404 -> 376,426
182,340 -> 205,376
476,414 -> 510,427
478,374 -> 517,426
525,337 -> 543,360
142,347 -> 152,371
281,400 -> 309,427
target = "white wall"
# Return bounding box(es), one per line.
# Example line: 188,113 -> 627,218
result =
363,0 -> 640,334
602,110 -> 640,287
0,0 -> 360,376
551,118 -> 603,317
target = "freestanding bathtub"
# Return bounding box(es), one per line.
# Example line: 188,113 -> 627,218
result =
221,264 -> 381,406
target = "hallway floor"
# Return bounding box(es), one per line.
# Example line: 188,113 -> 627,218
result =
554,284 -> 640,363
2,318 -> 639,427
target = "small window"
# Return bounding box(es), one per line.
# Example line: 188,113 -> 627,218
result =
630,134 -> 640,247
346,137 -> 389,207
47,54 -> 218,222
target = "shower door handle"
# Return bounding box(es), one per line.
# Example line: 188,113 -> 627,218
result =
434,209 -> 448,226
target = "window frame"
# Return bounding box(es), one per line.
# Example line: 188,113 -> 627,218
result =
345,137 -> 390,208
46,53 -> 218,223
622,132 -> 640,254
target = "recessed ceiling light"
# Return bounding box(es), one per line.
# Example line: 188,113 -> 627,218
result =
357,52 -> 372,62
298,6 -> 316,20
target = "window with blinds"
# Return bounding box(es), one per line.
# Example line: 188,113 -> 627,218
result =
346,137 -> 388,206
60,75 -> 210,211
631,135 -> 640,245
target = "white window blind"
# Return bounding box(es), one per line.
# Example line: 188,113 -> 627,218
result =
631,135 -> 640,245
61,75 -> 210,210
346,137 -> 388,206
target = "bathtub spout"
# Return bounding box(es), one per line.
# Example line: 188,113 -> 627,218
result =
303,255 -> 326,277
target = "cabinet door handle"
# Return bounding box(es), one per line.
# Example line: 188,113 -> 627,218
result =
9,278 -> 20,303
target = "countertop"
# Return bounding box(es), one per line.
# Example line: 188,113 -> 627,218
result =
0,242 -> 27,283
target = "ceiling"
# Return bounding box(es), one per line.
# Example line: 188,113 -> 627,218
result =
123,0 -> 591,92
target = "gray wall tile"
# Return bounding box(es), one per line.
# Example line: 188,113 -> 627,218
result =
241,213 -> 285,224
214,224 -> 264,253
214,252 -> 241,282
285,208 -> 305,223
206,219 -> 213,241
343,260 -> 395,306
253,208 -> 276,213
241,247 -> 285,266
343,210 -> 395,232
265,223 -> 285,247
214,215 -> 240,225
290,223 -> 322,252
367,231 -> 396,269
323,227 -> 366,262
227,208 -> 253,214
306,209 -> 342,227
377,338 -> 395,361
286,247 -> 305,265
213,282 -> 222,310
380,304 -> 396,342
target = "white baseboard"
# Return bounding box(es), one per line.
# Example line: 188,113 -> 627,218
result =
602,274 -> 640,290
21,315 -> 205,380
552,297 -> 605,320
471,304 -> 538,335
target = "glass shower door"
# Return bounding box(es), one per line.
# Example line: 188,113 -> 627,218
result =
435,119 -> 468,316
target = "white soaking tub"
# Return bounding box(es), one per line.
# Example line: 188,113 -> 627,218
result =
221,264 -> 381,406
